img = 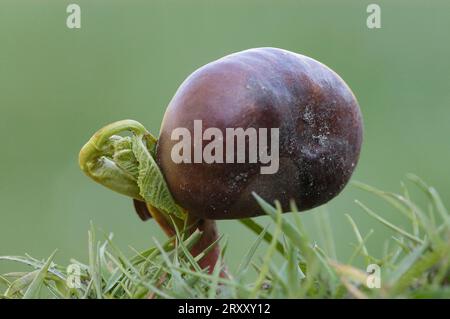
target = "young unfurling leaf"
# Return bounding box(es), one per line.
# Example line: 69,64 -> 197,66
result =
79,120 -> 184,220
131,135 -> 184,219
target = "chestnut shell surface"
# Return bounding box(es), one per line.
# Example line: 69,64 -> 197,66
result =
157,48 -> 363,220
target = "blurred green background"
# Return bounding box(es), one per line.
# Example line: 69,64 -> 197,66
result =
1,0 -> 449,273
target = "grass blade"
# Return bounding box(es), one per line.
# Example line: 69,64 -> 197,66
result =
355,200 -> 424,245
23,250 -> 57,299
239,218 -> 285,255
88,223 -> 103,299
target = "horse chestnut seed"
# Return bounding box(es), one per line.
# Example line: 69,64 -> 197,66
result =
157,47 -> 363,220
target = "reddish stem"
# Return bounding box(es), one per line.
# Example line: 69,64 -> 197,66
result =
133,200 -> 228,278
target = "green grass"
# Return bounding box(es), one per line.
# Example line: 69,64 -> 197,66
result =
1,174 -> 449,299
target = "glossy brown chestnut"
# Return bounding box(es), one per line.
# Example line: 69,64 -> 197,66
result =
157,47 -> 363,220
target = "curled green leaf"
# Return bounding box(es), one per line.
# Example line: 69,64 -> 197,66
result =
131,135 -> 184,219
79,120 -> 156,199
79,119 -> 184,220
